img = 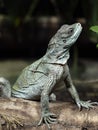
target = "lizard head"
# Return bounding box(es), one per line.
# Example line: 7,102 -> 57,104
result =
56,23 -> 82,46
46,23 -> 82,63
48,23 -> 82,48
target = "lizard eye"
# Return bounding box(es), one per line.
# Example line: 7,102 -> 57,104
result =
68,28 -> 73,34
62,39 -> 66,43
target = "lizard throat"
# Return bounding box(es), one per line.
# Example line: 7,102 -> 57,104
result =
44,48 -> 70,65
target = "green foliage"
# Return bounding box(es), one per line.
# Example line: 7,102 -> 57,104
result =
96,44 -> 98,48
90,26 -> 98,48
90,26 -> 98,33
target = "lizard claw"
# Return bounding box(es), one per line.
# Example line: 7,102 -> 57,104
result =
38,112 -> 57,129
76,100 -> 98,110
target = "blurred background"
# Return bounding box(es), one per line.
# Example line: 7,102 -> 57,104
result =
0,0 -> 98,101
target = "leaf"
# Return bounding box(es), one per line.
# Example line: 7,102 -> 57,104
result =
90,26 -> 98,33
96,44 -> 98,48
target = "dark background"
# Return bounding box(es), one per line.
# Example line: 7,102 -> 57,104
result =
0,0 -> 98,59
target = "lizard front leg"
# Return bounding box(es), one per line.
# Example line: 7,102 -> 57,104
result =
38,74 -> 57,129
64,66 -> 98,110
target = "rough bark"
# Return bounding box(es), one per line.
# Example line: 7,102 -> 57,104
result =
0,98 -> 98,130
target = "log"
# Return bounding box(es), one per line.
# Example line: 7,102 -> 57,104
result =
0,98 -> 98,130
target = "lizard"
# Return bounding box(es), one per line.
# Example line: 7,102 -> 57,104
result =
0,77 -> 11,98
0,23 -> 98,129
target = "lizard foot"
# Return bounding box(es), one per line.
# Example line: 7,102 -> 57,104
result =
38,112 -> 57,129
76,100 -> 98,110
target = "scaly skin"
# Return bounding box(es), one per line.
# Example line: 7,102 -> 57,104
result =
0,77 -> 11,98
0,23 -> 98,130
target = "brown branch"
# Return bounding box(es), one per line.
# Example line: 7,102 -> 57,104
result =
0,98 -> 98,130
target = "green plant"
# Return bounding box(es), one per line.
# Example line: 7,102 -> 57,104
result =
90,26 -> 98,48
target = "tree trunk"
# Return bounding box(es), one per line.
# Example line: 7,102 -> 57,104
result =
0,98 -> 98,130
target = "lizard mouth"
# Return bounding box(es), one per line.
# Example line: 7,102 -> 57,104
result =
74,23 -> 82,37
67,23 -> 82,45
63,26 -> 82,48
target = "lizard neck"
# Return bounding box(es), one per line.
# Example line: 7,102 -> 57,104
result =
43,47 -> 70,65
